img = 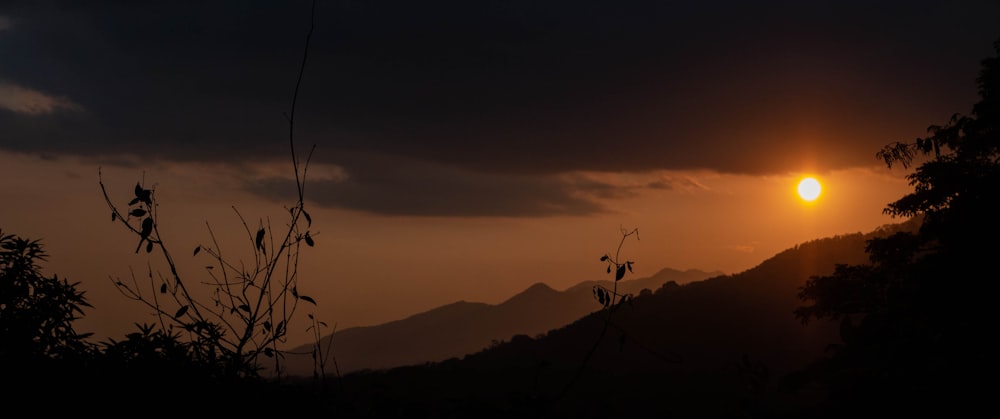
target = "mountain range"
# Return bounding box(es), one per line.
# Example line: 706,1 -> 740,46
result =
278,267 -> 723,377
293,218 -> 922,417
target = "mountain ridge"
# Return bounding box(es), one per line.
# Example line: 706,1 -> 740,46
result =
278,267 -> 723,376
321,218 -> 923,417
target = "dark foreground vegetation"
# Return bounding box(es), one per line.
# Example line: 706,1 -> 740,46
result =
3,37 -> 997,418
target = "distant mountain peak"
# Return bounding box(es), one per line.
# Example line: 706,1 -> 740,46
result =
500,282 -> 558,305
524,282 -> 555,292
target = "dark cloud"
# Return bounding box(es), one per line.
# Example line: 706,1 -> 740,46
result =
244,152 -> 638,217
2,0 -> 999,215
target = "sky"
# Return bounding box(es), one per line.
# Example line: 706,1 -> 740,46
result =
2,0 -> 998,346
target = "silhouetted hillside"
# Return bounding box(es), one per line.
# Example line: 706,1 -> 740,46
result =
278,268 -> 721,377
319,218 -> 920,418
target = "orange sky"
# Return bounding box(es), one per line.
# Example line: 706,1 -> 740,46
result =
0,150 -> 914,346
1,1 -> 996,347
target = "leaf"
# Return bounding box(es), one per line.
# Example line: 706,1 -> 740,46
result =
129,208 -> 147,217
136,185 -> 153,206
111,212 -> 117,222
145,241 -> 153,253
239,304 -> 251,313
264,348 -> 274,357
301,295 -> 316,305
134,182 -> 143,197
303,209 -> 312,226
607,265 -> 611,274
174,305 -> 189,318
615,265 -> 626,281
193,245 -> 201,256
139,217 -> 153,238
626,261 -> 633,272
600,255 -> 608,261
255,227 -> 265,251
292,287 -> 299,299
128,197 -> 140,206
160,283 -> 167,294
307,313 -> 314,320
263,321 -> 272,331
304,231 -> 314,247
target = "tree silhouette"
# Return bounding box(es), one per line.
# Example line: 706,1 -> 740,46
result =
0,229 -> 94,362
795,38 -> 999,416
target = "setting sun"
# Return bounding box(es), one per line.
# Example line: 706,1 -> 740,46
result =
798,177 -> 822,201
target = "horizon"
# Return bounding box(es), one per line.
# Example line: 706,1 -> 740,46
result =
2,1 -> 998,347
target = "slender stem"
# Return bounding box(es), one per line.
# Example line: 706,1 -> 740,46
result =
551,228 -> 639,403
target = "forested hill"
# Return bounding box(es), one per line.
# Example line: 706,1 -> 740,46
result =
319,217 -> 921,418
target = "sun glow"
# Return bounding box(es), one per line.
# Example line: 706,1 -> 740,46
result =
797,177 -> 821,201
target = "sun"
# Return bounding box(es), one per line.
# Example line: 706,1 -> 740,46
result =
797,177 -> 822,201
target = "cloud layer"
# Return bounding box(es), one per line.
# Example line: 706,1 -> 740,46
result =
0,81 -> 81,115
2,0 -> 998,215
244,152 -> 695,217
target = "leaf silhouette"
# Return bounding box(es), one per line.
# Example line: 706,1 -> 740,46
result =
111,212 -> 116,222
135,217 -> 154,253
615,265 -> 626,281
600,255 -> 608,261
145,241 -> 153,253
304,231 -> 314,247
303,209 -> 312,226
174,305 -> 189,318
134,182 -> 143,197
239,304 -> 251,313
129,208 -> 147,217
137,189 -> 152,205
301,295 -> 316,305
193,245 -> 201,256
160,283 -> 167,294
255,228 -> 265,251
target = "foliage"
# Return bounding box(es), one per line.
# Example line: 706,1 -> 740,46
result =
1,2 -> 335,411
98,170 -> 320,379
874,42 -> 1000,257
795,38 -> 1000,414
97,322 -> 242,380
592,227 -> 639,311
0,229 -> 94,361
96,0 -> 328,381
553,227 -> 639,401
